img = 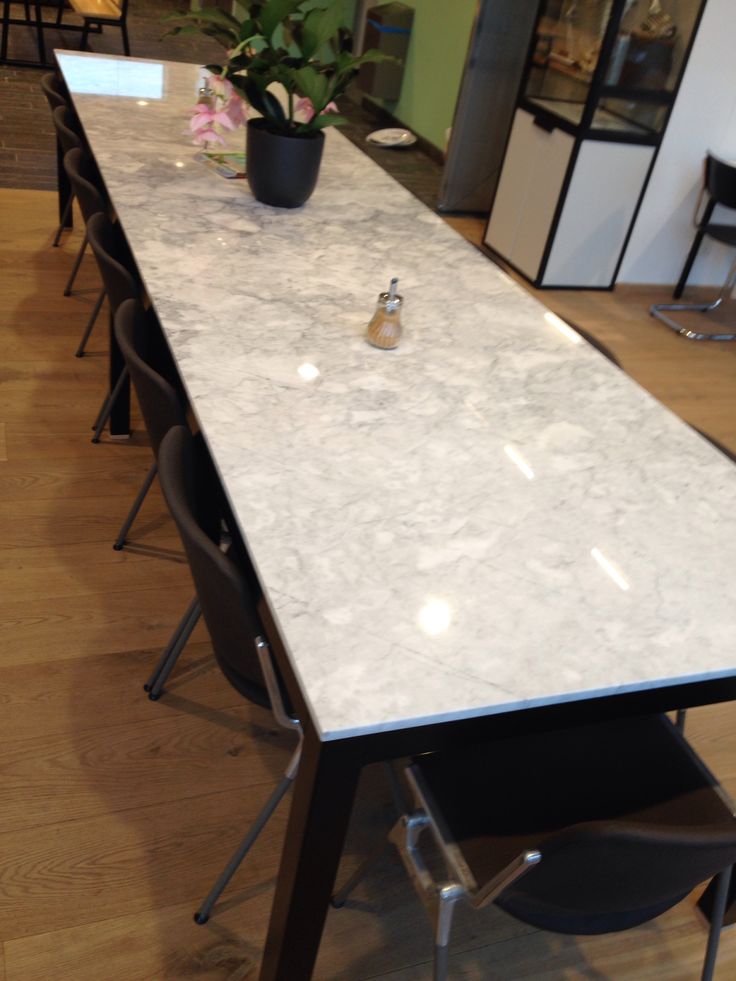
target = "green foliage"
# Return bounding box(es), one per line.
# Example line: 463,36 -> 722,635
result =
164,1 -> 394,135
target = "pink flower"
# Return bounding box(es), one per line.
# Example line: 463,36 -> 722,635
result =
224,94 -> 247,127
295,97 -> 338,123
187,81 -> 247,146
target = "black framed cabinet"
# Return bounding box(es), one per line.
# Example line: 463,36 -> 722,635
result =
484,0 -> 707,289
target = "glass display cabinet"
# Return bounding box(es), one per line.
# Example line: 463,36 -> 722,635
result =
484,0 -> 707,288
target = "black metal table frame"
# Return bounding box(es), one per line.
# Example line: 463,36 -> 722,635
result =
52,56 -> 736,974
257,598 -> 736,980
1,1 -> 99,69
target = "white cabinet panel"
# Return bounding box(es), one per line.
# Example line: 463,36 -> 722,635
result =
485,109 -> 574,280
543,141 -> 655,287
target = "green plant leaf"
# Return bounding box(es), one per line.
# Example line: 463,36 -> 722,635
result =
161,7 -> 240,45
299,112 -> 344,132
300,0 -> 344,60
291,65 -> 329,109
238,18 -> 258,40
230,33 -> 265,57
238,75 -> 287,125
165,7 -> 241,31
355,47 -> 397,66
260,0 -> 303,40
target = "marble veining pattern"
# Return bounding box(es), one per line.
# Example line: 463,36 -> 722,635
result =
57,52 -> 736,739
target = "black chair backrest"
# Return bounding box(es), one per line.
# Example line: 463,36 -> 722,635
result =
706,153 -> 736,210
158,426 -> 270,708
497,819 -> 736,935
86,212 -> 139,314
41,72 -> 66,111
51,104 -> 82,155
63,147 -> 106,224
114,299 -> 188,458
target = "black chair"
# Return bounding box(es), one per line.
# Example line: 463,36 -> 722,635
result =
651,152 -> 736,341
63,146 -> 110,357
333,714 -> 736,981
40,73 -> 70,246
49,102 -> 84,255
50,105 -> 107,306
112,298 -> 190,548
157,424 -> 302,926
112,299 -> 202,697
85,211 -> 141,442
40,70 -> 66,111
69,0 -> 131,56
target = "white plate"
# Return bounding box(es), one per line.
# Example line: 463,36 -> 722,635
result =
366,127 -> 417,148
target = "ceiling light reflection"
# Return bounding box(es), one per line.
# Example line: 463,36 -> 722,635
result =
175,161 -> 185,168
504,444 -> 535,480
297,362 -> 320,382
136,99 -> 149,106
418,599 -> 452,636
544,311 -> 581,344
591,547 -> 630,592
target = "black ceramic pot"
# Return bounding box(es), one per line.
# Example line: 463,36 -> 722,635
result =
246,119 -> 325,209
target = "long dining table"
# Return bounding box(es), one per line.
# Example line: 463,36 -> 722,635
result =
55,50 -> 736,979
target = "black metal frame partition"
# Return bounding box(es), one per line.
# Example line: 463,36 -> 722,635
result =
1,0 -> 99,68
482,0 -> 709,291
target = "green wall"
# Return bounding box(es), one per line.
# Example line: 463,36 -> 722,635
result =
366,0 -> 477,151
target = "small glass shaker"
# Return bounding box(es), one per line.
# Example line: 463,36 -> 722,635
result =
366,277 -> 403,350
196,82 -> 213,109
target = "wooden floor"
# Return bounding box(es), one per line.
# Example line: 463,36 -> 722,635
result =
1,188 -> 736,980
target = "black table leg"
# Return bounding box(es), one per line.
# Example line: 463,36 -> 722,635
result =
259,730 -> 362,981
109,308 -> 130,437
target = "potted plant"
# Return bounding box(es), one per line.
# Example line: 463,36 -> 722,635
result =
164,1 -> 389,208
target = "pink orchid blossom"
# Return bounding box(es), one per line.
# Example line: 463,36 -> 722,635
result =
295,97 -> 338,124
187,75 -> 247,147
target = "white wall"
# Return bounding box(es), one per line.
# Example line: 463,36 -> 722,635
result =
618,0 -> 736,286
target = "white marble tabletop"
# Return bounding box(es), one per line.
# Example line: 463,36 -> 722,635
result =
57,51 -> 736,741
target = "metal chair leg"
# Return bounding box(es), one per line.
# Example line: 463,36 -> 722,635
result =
144,596 -> 200,695
651,253 -> 736,342
194,741 -> 303,925
701,866 -> 732,981
147,600 -> 201,700
53,193 -> 74,248
75,287 -> 105,357
676,709 -> 687,732
121,21 -> 130,56
80,20 -> 90,50
113,460 -> 157,550
91,366 -> 129,443
433,885 -> 462,981
64,230 -> 88,295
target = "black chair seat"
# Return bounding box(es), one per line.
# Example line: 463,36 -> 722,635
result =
335,713 -> 736,977
704,222 -> 736,249
415,715 -> 732,899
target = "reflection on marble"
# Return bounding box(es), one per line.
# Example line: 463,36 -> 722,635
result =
57,51 -> 736,741
59,54 -> 165,99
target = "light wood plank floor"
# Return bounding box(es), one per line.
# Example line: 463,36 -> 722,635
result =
1,188 -> 736,980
